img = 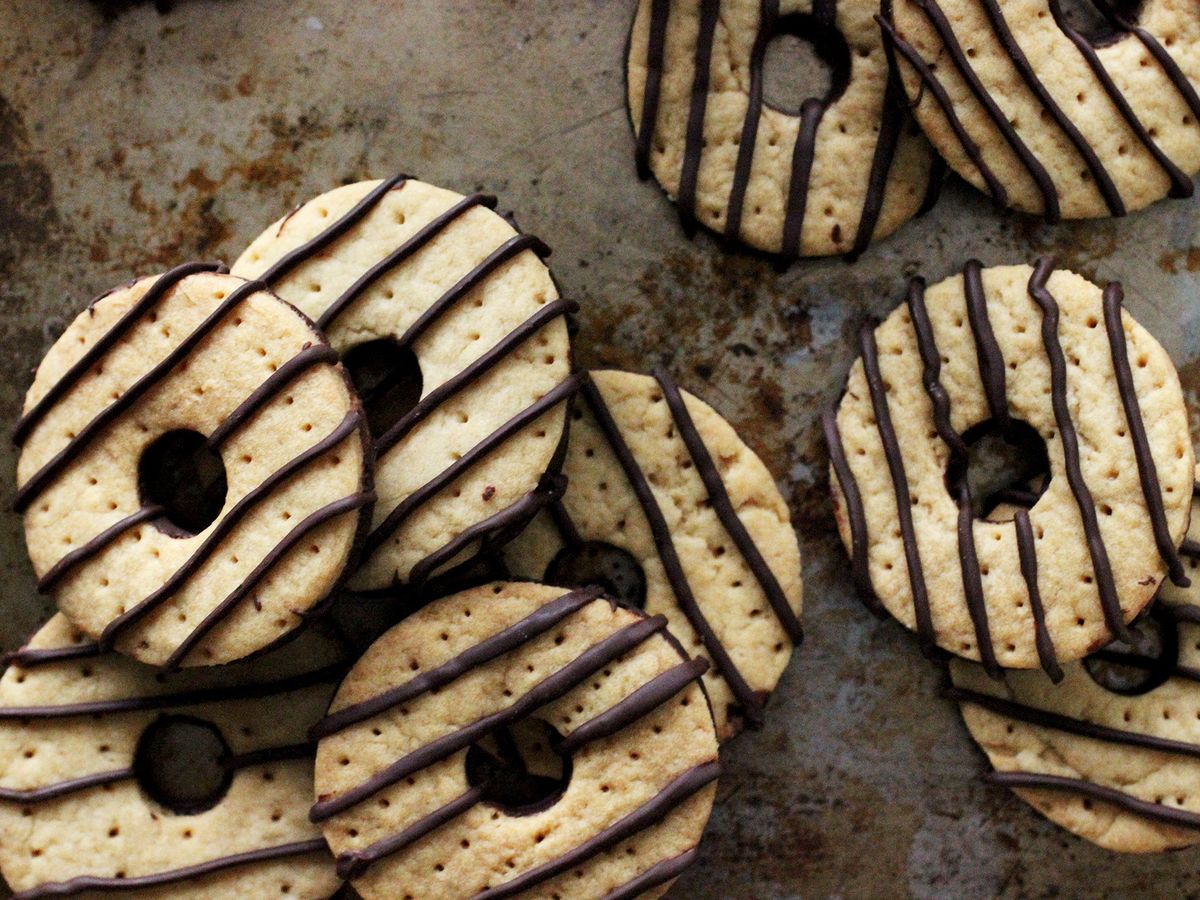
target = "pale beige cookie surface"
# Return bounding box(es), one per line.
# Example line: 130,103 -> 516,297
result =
503,369 -> 803,740
16,265 -> 371,667
232,178 -> 575,593
950,473 -> 1200,852
883,0 -> 1200,219
826,260 -> 1192,670
0,613 -> 345,897
627,0 -> 940,257
312,581 -> 719,900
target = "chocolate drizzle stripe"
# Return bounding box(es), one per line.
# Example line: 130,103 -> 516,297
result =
10,838 -> 330,900
1014,508 -> 1063,682
955,481 -> 999,677
313,192 -> 498,331
675,0 -> 719,231
858,321 -> 935,653
601,848 -> 699,900
724,0 -> 778,243
13,261 -> 224,447
309,614 -> 670,822
1102,282 -> 1188,587
634,0 -> 672,178
0,663 -> 342,720
822,408 -> 881,614
206,344 -> 341,449
973,0 -> 1124,216
549,496 -> 584,548
1165,602 -> 1200,625
983,771 -> 1200,831
1089,647 -> 1200,684
962,259 -> 1009,429
364,374 -> 581,559
257,174 -> 407,285
310,586 -> 605,739
1110,7 -> 1200,124
15,279 -> 267,513
918,156 -> 947,215
850,72 -> 905,260
907,277 -> 967,457
99,409 -> 362,644
780,98 -> 827,256
1027,258 -> 1129,643
0,767 -> 132,804
375,298 -> 577,456
581,376 -> 764,726
559,657 -> 710,753
877,12 -> 1009,207
911,0 -> 1060,220
37,505 -> 165,593
471,760 -> 720,900
2,642 -> 103,670
222,741 -> 316,770
163,491 -> 375,669
336,786 -> 486,880
1180,538 -> 1200,560
653,369 -> 803,643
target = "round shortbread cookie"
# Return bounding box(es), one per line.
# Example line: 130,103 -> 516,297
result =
232,177 -> 576,593
503,369 -> 803,740
311,581 -> 719,900
0,613 -> 345,898
627,0 -> 941,258
882,0 -> 1200,219
948,472 -> 1200,852
15,264 -> 372,668
825,259 -> 1193,671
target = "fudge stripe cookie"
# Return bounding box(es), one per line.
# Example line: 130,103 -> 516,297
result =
0,615 -> 344,898
312,582 -> 719,899
882,0 -> 1200,219
503,369 -> 802,739
233,177 -> 576,592
16,267 -> 372,667
628,0 -> 941,258
827,259 -> 1192,671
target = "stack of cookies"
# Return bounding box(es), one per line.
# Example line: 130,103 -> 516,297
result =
0,177 -> 804,898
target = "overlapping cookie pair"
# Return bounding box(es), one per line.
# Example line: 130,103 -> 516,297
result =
0,176 -> 804,898
825,257 -> 1200,851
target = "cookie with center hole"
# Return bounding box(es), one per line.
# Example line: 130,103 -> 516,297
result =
825,258 -> 1193,672
882,0 -> 1200,219
502,369 -> 803,740
627,0 -> 942,258
15,265 -> 373,668
232,177 -> 576,594
948,470 -> 1200,852
311,581 -> 719,899
0,613 -> 346,898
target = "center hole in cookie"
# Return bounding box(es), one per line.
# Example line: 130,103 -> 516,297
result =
342,339 -> 424,438
1052,0 -> 1143,47
465,719 -> 572,816
138,429 -> 228,538
762,14 -> 851,116
545,541 -> 647,609
1083,605 -> 1179,695
134,714 -> 233,815
944,419 -> 1050,522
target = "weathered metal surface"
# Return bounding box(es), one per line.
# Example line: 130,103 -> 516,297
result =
1,1 -> 1199,897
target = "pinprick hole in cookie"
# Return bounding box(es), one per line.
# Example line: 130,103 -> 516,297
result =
1084,606 -> 1179,696
133,714 -> 233,815
138,430 -> 228,538
342,339 -> 424,437
944,419 -> 1050,521
465,719 -> 572,816
1051,0 -> 1143,47
761,14 -> 851,116
545,541 -> 647,608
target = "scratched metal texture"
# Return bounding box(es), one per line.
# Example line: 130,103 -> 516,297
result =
1,1 -> 1199,897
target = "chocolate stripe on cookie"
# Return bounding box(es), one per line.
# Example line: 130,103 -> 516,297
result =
907,277 -> 966,457
1093,0 -> 1200,124
310,614 -> 670,821
955,481 -> 999,678
653,369 -> 804,644
580,375 -> 766,725
1102,283 -> 1189,588
634,0 -> 672,179
99,410 -> 363,645
12,261 -> 224,448
1013,508 -> 1063,682
601,848 -> 701,900
780,98 -> 828,257
849,72 -> 905,260
1027,258 -> 1130,644
724,0 -> 778,243
2,642 -> 104,670
36,504 -> 165,593
962,260 -> 1009,430
675,0 -> 719,233
1181,538 -> 1200,560
472,760 -> 720,900
821,408 -> 881,614
982,771 -> 1200,831
1088,647 -> 1200,684
10,839 -> 330,900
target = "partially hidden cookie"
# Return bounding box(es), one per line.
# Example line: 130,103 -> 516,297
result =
627,0 -> 941,257
503,369 -> 803,739
232,177 -> 576,593
948,472 -> 1200,852
882,0 -> 1200,219
825,259 -> 1193,672
0,613 -> 345,897
311,581 -> 719,899
15,263 -> 372,668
